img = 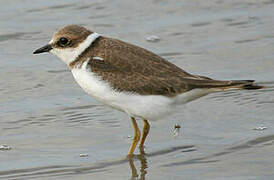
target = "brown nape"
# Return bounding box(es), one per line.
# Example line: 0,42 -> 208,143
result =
53,25 -> 92,48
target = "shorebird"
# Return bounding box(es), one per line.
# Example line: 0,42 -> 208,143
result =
33,25 -> 262,156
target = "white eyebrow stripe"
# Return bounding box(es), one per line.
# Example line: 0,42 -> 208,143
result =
49,39 -> 54,44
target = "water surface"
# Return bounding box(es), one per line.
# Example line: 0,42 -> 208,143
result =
0,0 -> 274,179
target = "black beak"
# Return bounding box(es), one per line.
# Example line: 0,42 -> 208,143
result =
33,44 -> 53,54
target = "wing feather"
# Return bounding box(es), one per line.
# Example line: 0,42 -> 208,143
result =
85,37 -> 247,96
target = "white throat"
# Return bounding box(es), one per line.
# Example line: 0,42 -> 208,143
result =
50,32 -> 100,65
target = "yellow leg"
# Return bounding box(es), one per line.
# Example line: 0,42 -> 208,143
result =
139,119 -> 150,148
129,117 -> 141,156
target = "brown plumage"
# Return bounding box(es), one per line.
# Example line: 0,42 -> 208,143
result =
70,35 -> 263,97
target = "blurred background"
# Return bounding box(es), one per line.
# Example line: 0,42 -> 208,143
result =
0,0 -> 274,179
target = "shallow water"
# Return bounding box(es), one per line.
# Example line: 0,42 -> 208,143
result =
1,0 -> 274,179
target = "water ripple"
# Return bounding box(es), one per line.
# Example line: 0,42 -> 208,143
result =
0,145 -> 194,179
26,3 -> 77,13
191,22 -> 211,27
0,31 -> 40,42
209,81 -> 274,106
163,134 -> 274,167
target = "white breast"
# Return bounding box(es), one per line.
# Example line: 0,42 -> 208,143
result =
71,68 -> 177,121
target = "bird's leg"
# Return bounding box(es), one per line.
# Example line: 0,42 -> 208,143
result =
128,117 -> 141,156
139,119 -> 150,148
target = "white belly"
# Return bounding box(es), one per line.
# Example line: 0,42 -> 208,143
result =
71,67 -> 213,121
71,68 -> 175,121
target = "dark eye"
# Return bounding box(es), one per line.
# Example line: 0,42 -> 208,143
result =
58,37 -> 69,47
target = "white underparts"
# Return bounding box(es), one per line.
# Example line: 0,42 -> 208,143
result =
71,61 -> 214,121
72,67 -> 172,121
50,32 -> 100,65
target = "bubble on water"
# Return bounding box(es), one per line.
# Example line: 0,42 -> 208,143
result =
79,153 -> 88,157
146,35 -> 160,42
253,126 -> 267,131
0,145 -> 11,151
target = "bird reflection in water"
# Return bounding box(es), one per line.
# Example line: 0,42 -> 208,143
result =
128,147 -> 148,180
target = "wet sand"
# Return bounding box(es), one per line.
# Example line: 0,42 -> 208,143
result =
1,0 -> 274,179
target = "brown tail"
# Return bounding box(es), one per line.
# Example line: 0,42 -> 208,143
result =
186,78 -> 264,91
225,80 -> 263,90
